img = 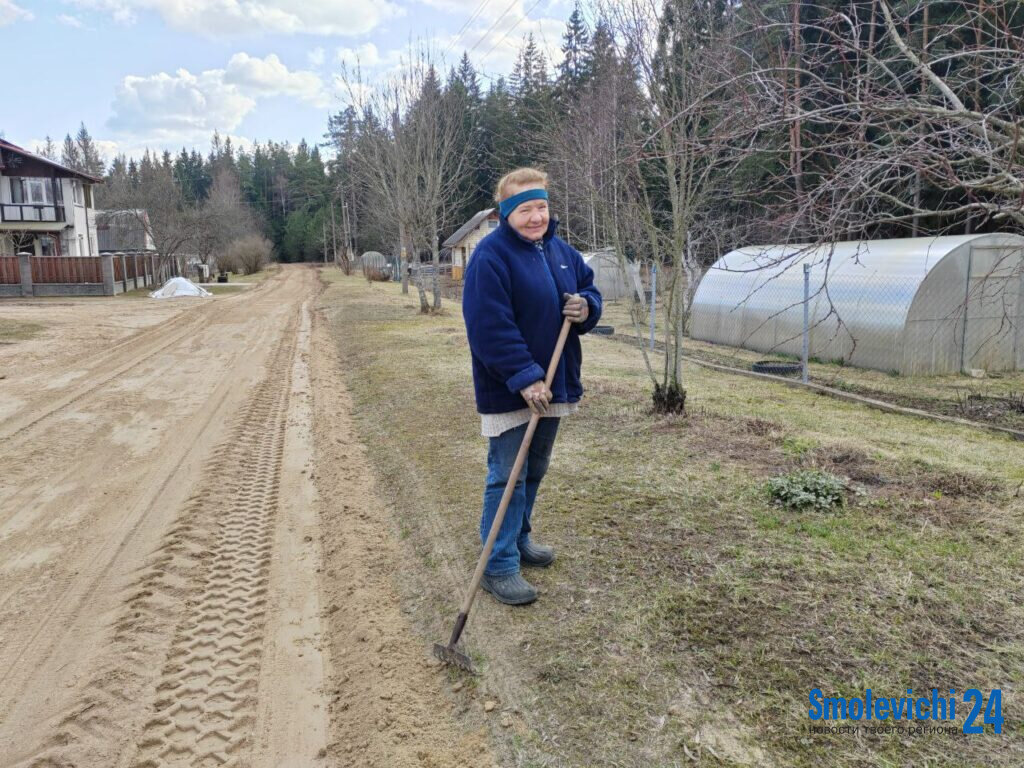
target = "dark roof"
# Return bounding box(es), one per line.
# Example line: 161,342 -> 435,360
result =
0,139 -> 104,183
442,208 -> 496,248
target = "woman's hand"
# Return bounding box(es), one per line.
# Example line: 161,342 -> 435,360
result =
562,293 -> 589,324
520,380 -> 552,415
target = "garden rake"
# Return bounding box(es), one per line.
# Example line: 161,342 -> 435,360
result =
434,316 -> 572,674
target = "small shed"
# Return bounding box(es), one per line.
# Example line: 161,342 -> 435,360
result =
689,234 -> 1024,375
96,210 -> 156,252
443,209 -> 499,280
582,248 -> 643,301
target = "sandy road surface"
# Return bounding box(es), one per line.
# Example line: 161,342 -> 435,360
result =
0,266 -> 491,768
0,266 -> 329,767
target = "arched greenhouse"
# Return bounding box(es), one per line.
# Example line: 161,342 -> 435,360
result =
361,251 -> 398,280
689,234 -> 1024,375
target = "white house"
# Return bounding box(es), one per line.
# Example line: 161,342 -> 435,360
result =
442,208 -> 499,280
0,139 -> 102,258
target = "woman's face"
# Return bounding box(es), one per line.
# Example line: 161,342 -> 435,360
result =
505,183 -> 550,242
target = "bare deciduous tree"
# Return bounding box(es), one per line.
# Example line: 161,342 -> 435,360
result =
99,153 -> 192,276
341,48 -> 469,312
745,0 -> 1024,238
604,0 -> 762,412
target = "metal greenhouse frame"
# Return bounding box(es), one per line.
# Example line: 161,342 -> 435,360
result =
689,234 -> 1024,375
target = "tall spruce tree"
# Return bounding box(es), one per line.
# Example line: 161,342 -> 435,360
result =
75,123 -> 105,176
558,3 -> 592,94
61,134 -> 82,172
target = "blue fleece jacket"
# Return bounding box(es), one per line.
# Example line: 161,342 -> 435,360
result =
462,217 -> 603,414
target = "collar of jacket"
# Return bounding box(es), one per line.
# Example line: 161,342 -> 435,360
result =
497,215 -> 560,247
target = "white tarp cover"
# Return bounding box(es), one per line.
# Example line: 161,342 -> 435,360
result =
149,277 -> 213,299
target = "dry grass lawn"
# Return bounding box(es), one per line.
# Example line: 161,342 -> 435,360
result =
600,299 -> 1024,431
318,269 -> 1024,767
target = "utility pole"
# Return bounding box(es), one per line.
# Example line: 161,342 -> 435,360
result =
342,202 -> 352,261
330,194 -> 338,266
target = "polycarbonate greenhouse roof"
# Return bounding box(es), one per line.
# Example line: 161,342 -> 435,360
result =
689,234 -> 1024,374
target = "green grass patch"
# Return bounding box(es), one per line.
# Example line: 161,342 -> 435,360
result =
317,268 -> 1024,768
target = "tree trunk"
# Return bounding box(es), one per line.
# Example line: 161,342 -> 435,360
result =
399,220 -> 409,294
431,233 -> 441,312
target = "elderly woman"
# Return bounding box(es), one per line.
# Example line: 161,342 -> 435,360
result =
462,167 -> 603,606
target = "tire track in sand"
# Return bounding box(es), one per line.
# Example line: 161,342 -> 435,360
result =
10,292 -> 303,768
128,310 -> 296,768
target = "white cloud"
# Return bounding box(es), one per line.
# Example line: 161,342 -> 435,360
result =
224,53 -> 327,106
109,68 -> 256,137
417,0 -> 483,12
0,0 -> 33,26
106,53 -> 327,150
70,0 -> 402,37
57,13 -> 86,27
332,9 -> 566,90
336,42 -> 387,70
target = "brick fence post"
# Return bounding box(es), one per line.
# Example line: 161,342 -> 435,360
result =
17,252 -> 33,297
101,253 -> 115,296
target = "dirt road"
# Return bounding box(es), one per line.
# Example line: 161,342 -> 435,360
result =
0,266 -> 487,767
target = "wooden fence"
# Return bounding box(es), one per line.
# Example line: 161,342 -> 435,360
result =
2,252 -> 170,297
0,256 -> 19,284
113,253 -> 139,283
31,256 -> 104,284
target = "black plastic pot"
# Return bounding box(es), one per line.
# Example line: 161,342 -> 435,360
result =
751,360 -> 802,377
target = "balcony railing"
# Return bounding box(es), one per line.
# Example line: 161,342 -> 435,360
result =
1,203 -> 66,223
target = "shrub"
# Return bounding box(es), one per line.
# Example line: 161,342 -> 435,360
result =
766,469 -> 847,512
224,235 -> 272,275
216,248 -> 241,274
365,268 -> 391,282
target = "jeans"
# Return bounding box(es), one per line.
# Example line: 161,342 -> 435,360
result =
480,417 -> 560,576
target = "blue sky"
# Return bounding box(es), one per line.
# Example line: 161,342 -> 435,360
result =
1,0 -> 575,163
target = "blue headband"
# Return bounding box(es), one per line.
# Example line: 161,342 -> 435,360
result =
499,188 -> 548,218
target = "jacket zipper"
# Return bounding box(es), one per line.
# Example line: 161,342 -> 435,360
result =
535,241 -> 561,306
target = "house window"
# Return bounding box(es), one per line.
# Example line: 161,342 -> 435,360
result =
10,178 -> 55,205
84,184 -> 93,208
39,236 -> 57,256
26,179 -> 53,205
73,180 -> 83,205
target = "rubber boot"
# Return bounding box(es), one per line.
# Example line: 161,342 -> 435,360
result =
480,571 -> 538,605
519,538 -> 555,568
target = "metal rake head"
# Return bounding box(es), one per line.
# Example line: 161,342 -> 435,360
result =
432,642 -> 476,674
